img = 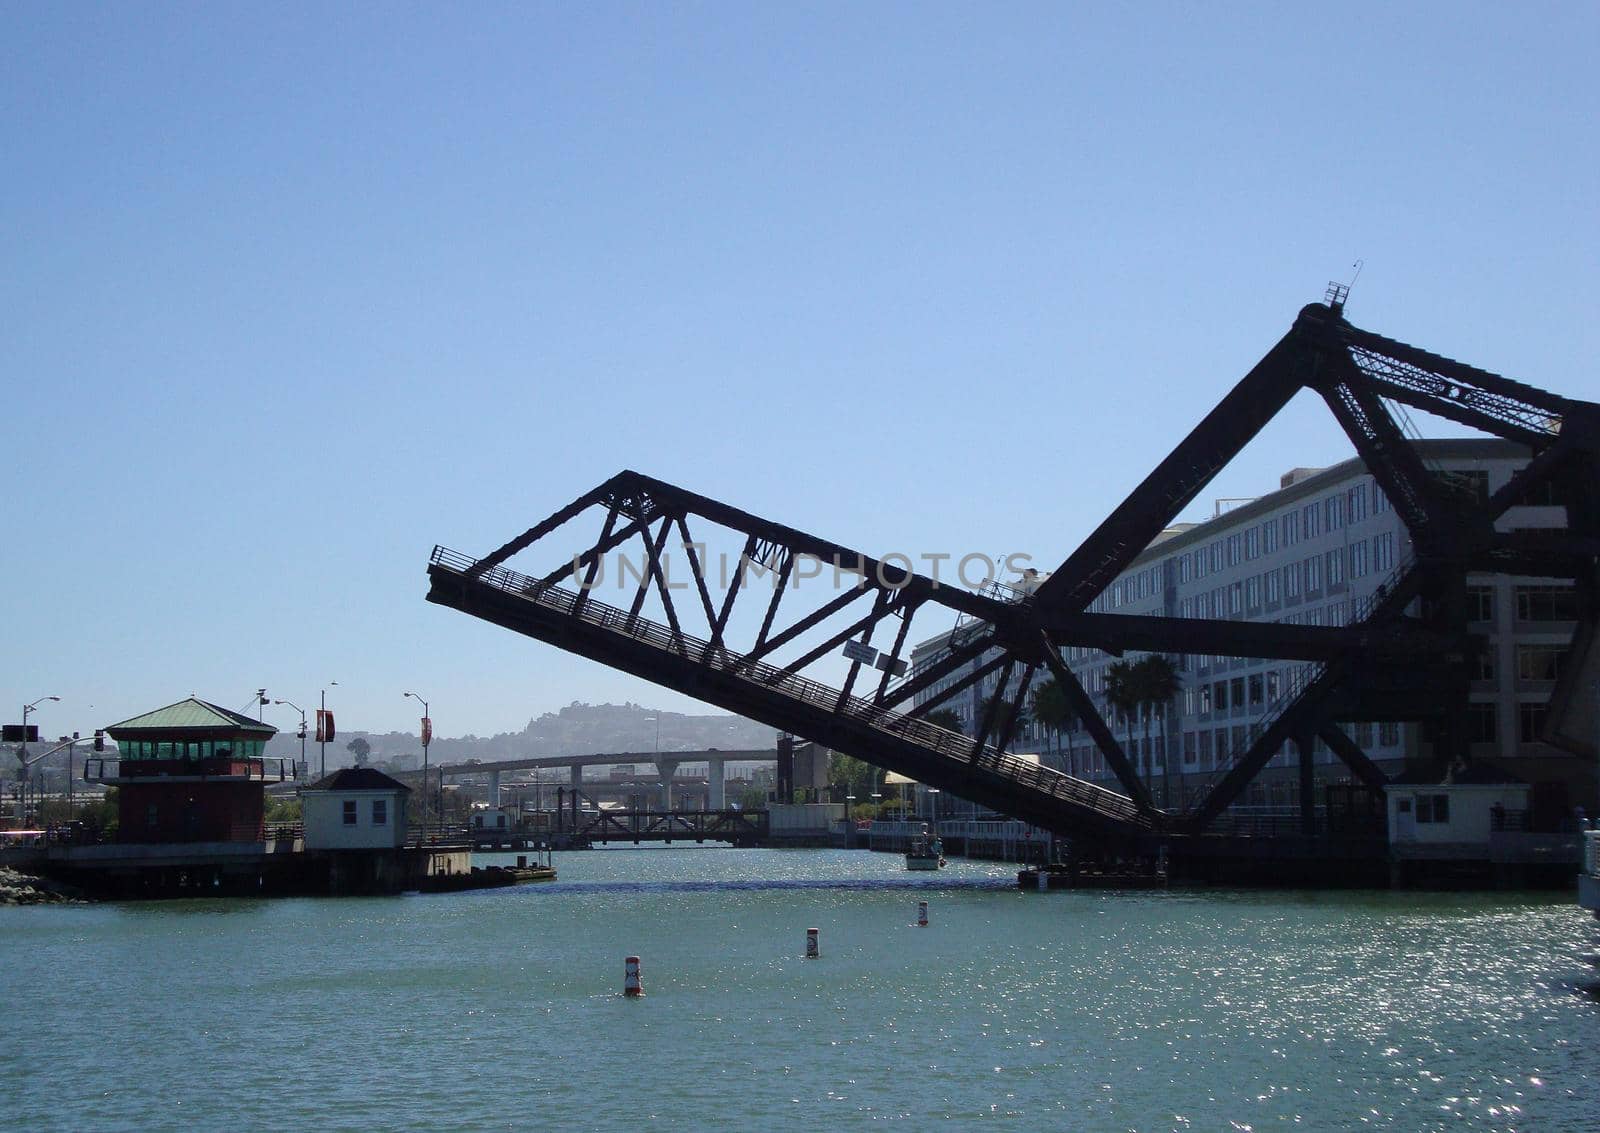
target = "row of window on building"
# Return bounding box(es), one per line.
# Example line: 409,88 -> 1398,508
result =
932,691 -> 1557,784
1096,479 -> 1395,610
1093,471 -> 1567,613
1103,531 -> 1402,614
1072,583 -> 1576,677
1180,480 -> 1391,582
1049,719 -> 1405,779
918,580 -> 1573,712
1462,700 -> 1553,744
123,740 -> 268,761
1056,696 -> 1558,783
942,604 -> 1569,735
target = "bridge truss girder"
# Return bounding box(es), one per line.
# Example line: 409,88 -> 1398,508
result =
428,296 -> 1600,842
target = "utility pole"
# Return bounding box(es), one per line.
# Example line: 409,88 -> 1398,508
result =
274,701 -> 307,780
405,692 -> 432,829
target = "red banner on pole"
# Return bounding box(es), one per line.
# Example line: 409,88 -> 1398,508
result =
420,716 -> 432,746
316,709 -> 336,743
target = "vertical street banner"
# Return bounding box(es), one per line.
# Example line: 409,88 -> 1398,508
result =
420,716 -> 432,746
316,709 -> 336,743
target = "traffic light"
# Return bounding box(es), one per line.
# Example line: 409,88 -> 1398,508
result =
93,730 -> 105,752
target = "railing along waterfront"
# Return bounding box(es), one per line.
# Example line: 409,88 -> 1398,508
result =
407,823 -> 472,847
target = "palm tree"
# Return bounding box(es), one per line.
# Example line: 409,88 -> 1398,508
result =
1131,655 -> 1182,809
1103,659 -> 1139,786
1030,679 -> 1076,774
923,707 -> 964,735
979,686 -> 1031,754
1129,663 -> 1157,802
1007,701 -> 1033,742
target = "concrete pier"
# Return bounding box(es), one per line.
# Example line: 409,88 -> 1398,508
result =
654,759 -> 679,809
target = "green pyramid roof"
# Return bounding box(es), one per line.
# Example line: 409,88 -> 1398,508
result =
107,697 -> 278,736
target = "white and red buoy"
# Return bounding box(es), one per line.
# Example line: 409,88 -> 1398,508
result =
917,900 -> 929,927
624,955 -> 644,997
805,927 -> 820,958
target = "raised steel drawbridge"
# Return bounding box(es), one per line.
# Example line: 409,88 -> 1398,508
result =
426,293 -> 1599,843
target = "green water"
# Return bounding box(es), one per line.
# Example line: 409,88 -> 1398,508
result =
2,848 -> 1596,1132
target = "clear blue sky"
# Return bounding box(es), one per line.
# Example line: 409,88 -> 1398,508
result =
5,4 -> 1595,740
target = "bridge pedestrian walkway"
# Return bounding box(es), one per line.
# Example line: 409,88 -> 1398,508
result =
427,547 -> 1150,838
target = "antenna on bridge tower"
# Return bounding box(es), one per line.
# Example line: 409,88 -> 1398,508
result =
1325,260 -> 1364,316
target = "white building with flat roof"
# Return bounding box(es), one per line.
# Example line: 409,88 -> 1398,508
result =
910,439 -> 1581,812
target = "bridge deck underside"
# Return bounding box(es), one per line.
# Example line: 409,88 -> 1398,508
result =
426,557 -> 1149,839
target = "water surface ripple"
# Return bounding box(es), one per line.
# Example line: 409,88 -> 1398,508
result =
3,847 -> 1595,1132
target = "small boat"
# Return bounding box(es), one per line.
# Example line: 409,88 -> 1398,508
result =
905,833 -> 946,871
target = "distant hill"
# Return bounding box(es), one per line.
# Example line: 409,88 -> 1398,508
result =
264,701 -> 780,771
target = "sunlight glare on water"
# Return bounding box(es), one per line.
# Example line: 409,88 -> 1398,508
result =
3,847 -> 1597,1132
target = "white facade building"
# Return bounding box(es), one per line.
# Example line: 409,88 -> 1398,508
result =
910,439 -> 1579,810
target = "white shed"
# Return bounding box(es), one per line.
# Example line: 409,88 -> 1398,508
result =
471,805 -> 518,833
1386,763 -> 1529,847
303,767 -> 412,850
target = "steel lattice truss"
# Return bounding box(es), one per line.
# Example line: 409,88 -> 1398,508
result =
426,298 -> 1600,841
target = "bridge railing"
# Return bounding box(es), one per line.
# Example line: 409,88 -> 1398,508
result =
936,819 -> 1048,843
433,547 -> 1144,828
406,823 -> 472,847
554,806 -> 769,843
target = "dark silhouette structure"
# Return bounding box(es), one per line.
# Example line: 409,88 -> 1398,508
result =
426,291 -> 1598,845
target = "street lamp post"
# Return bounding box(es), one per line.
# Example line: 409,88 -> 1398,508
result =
273,700 -> 308,781
405,691 -> 431,829
20,696 -> 60,746
62,732 -> 78,817
20,696 -> 59,824
318,682 -> 337,778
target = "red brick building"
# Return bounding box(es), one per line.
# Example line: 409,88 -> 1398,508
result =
98,698 -> 282,843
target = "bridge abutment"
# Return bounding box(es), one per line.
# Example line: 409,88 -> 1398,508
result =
708,758 -> 725,810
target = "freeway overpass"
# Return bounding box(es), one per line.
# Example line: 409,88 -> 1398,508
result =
393,744 -> 826,809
